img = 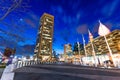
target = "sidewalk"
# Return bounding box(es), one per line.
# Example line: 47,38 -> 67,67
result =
0,64 -> 14,80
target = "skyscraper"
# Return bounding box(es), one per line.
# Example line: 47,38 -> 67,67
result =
34,13 -> 54,61
64,44 -> 72,55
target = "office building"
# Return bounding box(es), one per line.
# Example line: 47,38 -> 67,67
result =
34,13 -> 54,61
86,30 -> 120,56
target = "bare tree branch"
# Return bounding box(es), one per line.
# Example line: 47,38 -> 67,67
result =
0,0 -> 22,20
0,0 -> 30,20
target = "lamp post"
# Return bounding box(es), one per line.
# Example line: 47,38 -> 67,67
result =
77,42 -> 81,64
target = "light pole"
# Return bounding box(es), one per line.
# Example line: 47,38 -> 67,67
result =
77,42 -> 81,64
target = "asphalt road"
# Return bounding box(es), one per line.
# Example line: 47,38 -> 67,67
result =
13,64 -> 120,80
0,68 -> 4,78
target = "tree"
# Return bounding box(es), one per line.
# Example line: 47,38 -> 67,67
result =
3,47 -> 16,57
0,0 -> 30,20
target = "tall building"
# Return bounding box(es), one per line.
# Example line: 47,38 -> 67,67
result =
64,44 -> 72,54
86,30 -> 120,56
64,44 -> 73,63
34,13 -> 54,61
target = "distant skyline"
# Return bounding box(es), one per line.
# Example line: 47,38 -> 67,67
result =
0,0 -> 120,56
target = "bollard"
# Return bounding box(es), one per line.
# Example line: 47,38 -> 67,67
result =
24,62 -> 26,66
35,61 -> 36,64
20,62 -> 22,68
37,60 -> 38,64
23,62 -> 26,66
18,62 -> 21,68
26,61 -> 28,66
25,61 -> 27,66
19,62 -> 21,68
16,62 -> 18,68
14,62 -> 17,69
32,61 -> 34,65
30,61 -> 31,65
17,61 -> 20,68
33,61 -> 34,64
27,61 -> 29,66
22,61 -> 25,67
30,61 -> 32,65
28,61 -> 30,65
32,61 -> 33,65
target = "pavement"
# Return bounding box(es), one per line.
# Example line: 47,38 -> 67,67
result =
0,64 -> 14,80
13,63 -> 120,80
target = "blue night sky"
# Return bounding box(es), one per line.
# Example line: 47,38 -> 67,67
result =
0,0 -> 120,56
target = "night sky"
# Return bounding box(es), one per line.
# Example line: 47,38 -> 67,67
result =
0,0 -> 120,56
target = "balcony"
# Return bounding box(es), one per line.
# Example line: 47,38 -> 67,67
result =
46,18 -> 53,23
37,31 -> 41,34
42,33 -> 51,36
44,37 -> 52,40
34,49 -> 38,53
36,43 -> 39,47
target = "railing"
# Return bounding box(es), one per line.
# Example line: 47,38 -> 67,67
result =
11,59 -> 120,71
12,60 -> 59,71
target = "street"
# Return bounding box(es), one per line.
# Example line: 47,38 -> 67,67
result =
13,63 -> 120,80
0,68 -> 4,78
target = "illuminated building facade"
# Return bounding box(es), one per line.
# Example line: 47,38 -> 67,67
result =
86,30 -> 120,56
64,44 -> 73,63
34,13 -> 54,61
64,44 -> 72,54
